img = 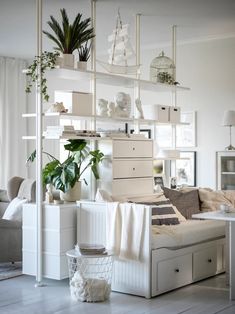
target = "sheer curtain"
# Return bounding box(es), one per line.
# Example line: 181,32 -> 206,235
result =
0,57 -> 27,189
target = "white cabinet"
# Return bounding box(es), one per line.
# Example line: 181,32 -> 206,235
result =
22,203 -> 77,280
98,138 -> 154,197
217,151 -> 235,190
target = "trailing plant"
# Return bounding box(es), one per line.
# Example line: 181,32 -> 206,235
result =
27,139 -> 104,193
78,42 -> 91,62
43,8 -> 95,54
25,51 -> 59,102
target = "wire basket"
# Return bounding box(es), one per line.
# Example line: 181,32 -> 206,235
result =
66,249 -> 113,302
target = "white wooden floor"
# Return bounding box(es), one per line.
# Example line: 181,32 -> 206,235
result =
0,274 -> 234,314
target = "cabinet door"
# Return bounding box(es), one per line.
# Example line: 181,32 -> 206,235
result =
113,160 -> 153,179
113,140 -> 152,158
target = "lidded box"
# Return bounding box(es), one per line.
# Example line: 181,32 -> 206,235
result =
54,90 -> 92,116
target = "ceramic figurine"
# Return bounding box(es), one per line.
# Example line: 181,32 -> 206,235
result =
46,102 -> 67,113
115,92 -> 131,117
98,98 -> 109,116
135,98 -> 144,119
108,101 -> 116,117
45,184 -> 53,204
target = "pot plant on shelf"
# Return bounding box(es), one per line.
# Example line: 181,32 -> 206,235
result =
77,42 -> 92,70
43,8 -> 95,68
27,139 -> 104,202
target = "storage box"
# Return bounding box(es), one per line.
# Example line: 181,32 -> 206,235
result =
144,104 -> 169,122
54,90 -> 92,116
169,106 -> 181,123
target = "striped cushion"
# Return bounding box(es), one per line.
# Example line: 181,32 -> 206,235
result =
136,200 -> 180,225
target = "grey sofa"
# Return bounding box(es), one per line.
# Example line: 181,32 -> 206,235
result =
0,177 -> 36,263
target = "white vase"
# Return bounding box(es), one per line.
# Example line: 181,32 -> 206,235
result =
60,181 -> 81,202
76,61 -> 87,71
61,54 -> 74,68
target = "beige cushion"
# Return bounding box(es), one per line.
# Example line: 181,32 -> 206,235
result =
199,188 -> 233,212
17,179 -> 36,202
7,176 -> 24,201
163,187 -> 201,219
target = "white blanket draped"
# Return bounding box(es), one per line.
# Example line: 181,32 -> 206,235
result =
106,202 -> 145,261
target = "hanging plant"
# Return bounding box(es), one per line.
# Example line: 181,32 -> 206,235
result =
25,51 -> 59,102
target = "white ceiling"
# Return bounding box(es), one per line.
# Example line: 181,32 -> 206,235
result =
1,0 -> 235,59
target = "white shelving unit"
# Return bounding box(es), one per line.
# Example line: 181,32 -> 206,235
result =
217,151 -> 235,190
23,0 -> 190,285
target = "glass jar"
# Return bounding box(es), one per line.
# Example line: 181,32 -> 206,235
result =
150,51 -> 175,84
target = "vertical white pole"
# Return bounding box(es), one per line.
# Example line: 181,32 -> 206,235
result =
172,25 -> 177,176
35,0 -> 43,287
134,14 -> 141,133
90,0 -> 97,200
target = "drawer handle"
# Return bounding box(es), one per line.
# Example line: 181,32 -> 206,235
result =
208,259 -> 212,263
175,268 -> 179,273
133,167 -> 136,171
132,147 -> 135,151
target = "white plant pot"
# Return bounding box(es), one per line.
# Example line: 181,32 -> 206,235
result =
76,61 -> 87,71
61,54 -> 74,68
60,181 -> 81,202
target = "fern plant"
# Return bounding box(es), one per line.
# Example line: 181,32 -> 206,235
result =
43,8 -> 95,54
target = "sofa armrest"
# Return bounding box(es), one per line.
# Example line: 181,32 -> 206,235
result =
0,202 -> 9,218
0,219 -> 21,229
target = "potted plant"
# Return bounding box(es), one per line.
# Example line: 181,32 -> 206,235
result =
25,51 -> 59,102
77,42 -> 91,70
43,8 -> 95,68
27,139 -> 104,202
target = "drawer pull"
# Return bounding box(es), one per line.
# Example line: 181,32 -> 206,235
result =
133,167 -> 136,171
175,268 -> 179,273
208,259 -> 212,263
132,147 -> 135,151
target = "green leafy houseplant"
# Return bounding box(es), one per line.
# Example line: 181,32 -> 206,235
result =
43,8 -> 95,54
27,139 -> 104,193
78,42 -> 91,62
25,51 -> 59,102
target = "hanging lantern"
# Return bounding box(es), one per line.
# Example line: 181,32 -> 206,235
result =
150,51 -> 175,84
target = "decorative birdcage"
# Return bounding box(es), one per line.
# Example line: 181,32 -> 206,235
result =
150,51 -> 175,84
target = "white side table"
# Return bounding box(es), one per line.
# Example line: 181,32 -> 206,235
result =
193,211 -> 235,300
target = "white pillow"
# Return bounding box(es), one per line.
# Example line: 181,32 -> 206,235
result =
2,197 -> 28,221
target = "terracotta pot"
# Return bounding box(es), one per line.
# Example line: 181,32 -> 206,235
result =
60,181 -> 81,202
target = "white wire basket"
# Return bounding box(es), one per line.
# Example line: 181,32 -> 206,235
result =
66,249 -> 113,302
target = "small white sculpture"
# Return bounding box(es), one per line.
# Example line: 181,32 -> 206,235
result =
46,102 -> 67,113
108,101 -> 116,117
45,184 -> 53,204
97,99 -> 108,116
135,98 -> 144,119
115,92 -> 131,118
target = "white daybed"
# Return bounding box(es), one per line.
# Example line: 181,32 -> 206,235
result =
77,201 -> 226,298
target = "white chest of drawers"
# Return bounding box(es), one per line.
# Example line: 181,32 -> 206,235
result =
22,203 -> 77,280
98,138 -> 154,197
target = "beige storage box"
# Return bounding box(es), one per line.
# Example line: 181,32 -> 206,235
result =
54,90 -> 92,116
169,106 -> 181,123
144,104 -> 169,122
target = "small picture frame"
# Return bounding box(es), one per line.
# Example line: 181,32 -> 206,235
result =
130,129 -> 151,139
171,151 -> 196,187
154,176 -> 164,188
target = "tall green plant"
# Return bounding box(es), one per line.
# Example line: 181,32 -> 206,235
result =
27,139 -> 104,193
43,8 -> 95,54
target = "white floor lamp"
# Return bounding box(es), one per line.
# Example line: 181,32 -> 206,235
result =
222,110 -> 235,150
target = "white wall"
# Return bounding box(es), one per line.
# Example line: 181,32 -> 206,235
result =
140,37 -> 235,189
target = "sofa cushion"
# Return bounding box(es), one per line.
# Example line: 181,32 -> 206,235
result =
163,187 -> 201,219
7,176 -> 24,201
17,179 -> 36,202
0,190 -> 9,202
2,197 -> 28,221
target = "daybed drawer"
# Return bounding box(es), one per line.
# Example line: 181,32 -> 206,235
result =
113,140 -> 152,158
113,160 -> 153,179
193,246 -> 217,280
152,253 -> 192,295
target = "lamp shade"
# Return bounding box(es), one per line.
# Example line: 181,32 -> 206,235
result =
222,110 -> 235,126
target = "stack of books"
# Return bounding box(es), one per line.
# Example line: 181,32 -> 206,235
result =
75,243 -> 107,255
43,125 -> 75,138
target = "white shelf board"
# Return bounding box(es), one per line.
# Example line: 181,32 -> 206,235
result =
47,68 -> 190,92
22,112 -> 189,125
154,157 -> 189,160
221,172 -> 235,175
23,135 -> 111,141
